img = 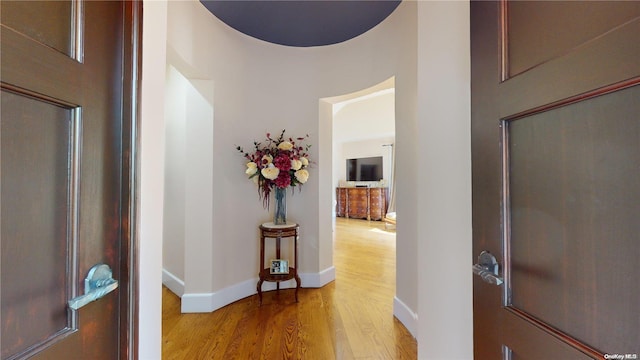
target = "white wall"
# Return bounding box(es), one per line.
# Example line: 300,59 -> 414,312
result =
162,65 -> 187,293
161,64 -> 215,303
332,89 -> 395,189
417,1 -> 473,359
140,1 -> 167,358
161,0 -> 419,320
336,137 -> 395,187
183,77 -> 214,297
141,1 -> 474,358
333,91 -> 395,144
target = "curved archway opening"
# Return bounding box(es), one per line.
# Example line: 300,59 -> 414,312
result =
317,74 -> 396,303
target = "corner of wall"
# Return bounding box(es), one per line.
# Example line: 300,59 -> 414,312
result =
394,296 -> 418,338
179,268 -> 335,313
300,266 -> 336,288
162,268 -> 185,297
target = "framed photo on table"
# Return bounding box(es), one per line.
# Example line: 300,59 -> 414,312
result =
270,259 -> 289,274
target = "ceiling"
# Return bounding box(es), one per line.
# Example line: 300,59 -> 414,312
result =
199,1 -> 402,47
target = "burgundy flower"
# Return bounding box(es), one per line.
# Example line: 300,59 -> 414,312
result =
274,171 -> 291,188
274,153 -> 291,171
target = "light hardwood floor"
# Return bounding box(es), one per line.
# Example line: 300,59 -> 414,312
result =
162,217 -> 417,359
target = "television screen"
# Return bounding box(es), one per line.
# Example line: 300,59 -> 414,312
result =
346,156 -> 383,181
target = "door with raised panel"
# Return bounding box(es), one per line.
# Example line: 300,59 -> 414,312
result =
472,1 -> 639,358
1,1 -> 137,359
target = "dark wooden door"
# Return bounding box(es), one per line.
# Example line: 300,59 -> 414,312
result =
472,1 -> 640,359
1,1 -> 137,359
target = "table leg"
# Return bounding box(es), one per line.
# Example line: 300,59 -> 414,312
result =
257,278 -> 263,306
258,233 -> 265,306
276,237 -> 281,291
294,233 -> 300,302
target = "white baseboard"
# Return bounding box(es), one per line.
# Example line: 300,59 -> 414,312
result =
162,268 -> 185,297
393,296 -> 418,338
300,266 -> 335,288
180,267 -> 336,313
181,277 -> 257,313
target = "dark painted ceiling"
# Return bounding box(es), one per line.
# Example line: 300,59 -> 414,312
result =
200,1 -> 402,47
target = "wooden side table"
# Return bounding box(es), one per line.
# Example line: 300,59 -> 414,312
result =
257,222 -> 301,305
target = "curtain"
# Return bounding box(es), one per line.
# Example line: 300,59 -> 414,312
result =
386,143 -> 396,213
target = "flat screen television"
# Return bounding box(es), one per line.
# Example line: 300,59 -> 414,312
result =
346,156 -> 383,182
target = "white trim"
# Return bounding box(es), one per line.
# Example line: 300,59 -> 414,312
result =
181,292 -> 214,313
180,268 -> 336,313
393,296 -> 418,338
300,266 -> 336,288
181,278 -> 253,313
162,268 -> 184,297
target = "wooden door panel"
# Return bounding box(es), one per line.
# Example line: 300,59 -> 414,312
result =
0,28 -> 83,105
28,299 -> 121,360
471,3 -> 505,356
0,1 -> 75,58
501,13 -> 640,117
472,0 -> 639,358
0,90 -> 79,359
506,85 -> 640,352
472,276 -> 503,359
503,310 -> 592,360
0,1 -> 136,359
507,1 -> 640,77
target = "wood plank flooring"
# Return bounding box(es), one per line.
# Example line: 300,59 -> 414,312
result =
162,217 -> 417,359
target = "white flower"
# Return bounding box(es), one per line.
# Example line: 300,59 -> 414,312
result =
291,159 -> 302,171
245,162 -> 258,176
300,157 -> 309,166
261,165 -> 280,180
294,169 -> 309,184
277,141 -> 294,151
261,154 -> 273,164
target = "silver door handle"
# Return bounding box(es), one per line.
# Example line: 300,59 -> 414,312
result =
472,251 -> 504,286
68,263 -> 118,310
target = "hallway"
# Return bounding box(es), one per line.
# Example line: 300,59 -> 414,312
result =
162,218 -> 416,359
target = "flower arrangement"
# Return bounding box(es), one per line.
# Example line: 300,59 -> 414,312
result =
236,130 -> 311,208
